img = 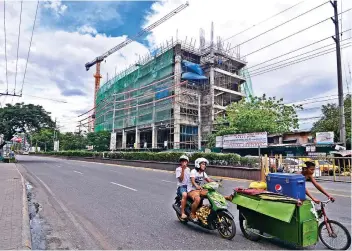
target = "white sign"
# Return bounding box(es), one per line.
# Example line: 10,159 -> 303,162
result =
110,132 -> 117,150
222,132 -> 268,149
306,145 -> 316,152
215,136 -> 223,148
54,141 -> 59,152
316,132 -> 334,144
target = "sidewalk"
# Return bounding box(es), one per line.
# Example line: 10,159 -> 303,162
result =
0,163 -> 31,250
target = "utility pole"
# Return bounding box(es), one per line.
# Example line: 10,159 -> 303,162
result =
331,0 -> 346,147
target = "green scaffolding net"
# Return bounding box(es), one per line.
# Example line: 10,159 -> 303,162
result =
95,49 -> 175,132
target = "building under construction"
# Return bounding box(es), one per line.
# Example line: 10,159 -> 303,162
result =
94,28 -> 253,150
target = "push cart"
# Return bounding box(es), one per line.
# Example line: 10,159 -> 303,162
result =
232,192 -> 351,250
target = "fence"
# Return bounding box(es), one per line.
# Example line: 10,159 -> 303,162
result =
260,155 -> 351,183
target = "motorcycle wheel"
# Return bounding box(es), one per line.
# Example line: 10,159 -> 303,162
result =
217,211 -> 236,240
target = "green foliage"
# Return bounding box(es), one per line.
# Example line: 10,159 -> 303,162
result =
59,132 -> 87,151
36,151 -> 258,167
86,131 -> 110,151
0,103 -> 54,141
206,95 -> 301,147
312,94 -> 351,146
31,128 -> 55,151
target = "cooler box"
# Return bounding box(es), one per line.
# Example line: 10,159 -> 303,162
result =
266,173 -> 306,200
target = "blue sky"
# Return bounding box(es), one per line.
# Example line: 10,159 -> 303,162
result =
40,1 -> 155,44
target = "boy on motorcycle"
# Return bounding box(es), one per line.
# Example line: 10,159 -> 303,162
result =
188,157 -> 214,221
176,155 -> 191,220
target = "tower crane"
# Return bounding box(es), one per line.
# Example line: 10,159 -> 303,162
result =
85,2 -> 189,131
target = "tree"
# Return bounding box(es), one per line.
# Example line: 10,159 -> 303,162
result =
31,128 -> 55,151
87,131 -> 110,151
0,103 -> 55,142
207,95 -> 302,147
312,94 -> 351,147
59,132 -> 87,151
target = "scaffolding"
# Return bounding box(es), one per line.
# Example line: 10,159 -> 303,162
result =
93,32 -> 250,150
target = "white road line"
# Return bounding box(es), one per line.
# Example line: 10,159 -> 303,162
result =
74,171 -> 83,175
110,182 -> 137,191
161,180 -> 175,183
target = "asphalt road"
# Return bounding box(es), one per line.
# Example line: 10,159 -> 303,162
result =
16,155 -> 351,250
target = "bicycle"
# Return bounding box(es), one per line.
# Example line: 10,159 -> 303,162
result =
316,199 -> 351,250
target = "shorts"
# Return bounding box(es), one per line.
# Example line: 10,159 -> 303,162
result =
177,185 -> 188,197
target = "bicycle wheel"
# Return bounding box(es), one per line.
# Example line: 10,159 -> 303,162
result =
318,220 -> 351,250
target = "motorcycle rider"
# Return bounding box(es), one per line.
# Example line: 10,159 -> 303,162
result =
188,157 -> 214,221
176,155 -> 191,220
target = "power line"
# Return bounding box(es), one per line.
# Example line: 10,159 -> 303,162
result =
247,30 -> 351,70
250,44 -> 351,77
20,0 -> 39,96
227,1 -> 330,52
249,40 -> 351,74
21,94 -> 68,103
243,8 -> 352,58
3,1 -> 8,94
13,0 -> 24,104
223,0 -> 306,43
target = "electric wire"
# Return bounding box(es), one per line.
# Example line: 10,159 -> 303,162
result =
3,1 -> 8,96
223,0 -> 306,43
249,40 -> 351,74
13,0 -> 24,103
247,30 -> 351,70
227,1 -> 330,52
20,0 -> 39,96
243,8 -> 351,58
250,44 -> 351,77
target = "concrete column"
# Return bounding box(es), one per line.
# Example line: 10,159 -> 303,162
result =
152,124 -> 158,148
135,127 -> 140,149
173,45 -> 182,149
122,129 -> 126,149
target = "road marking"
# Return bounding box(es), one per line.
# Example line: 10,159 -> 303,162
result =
161,180 -> 175,183
74,171 -> 83,175
308,190 -> 351,198
110,182 -> 137,191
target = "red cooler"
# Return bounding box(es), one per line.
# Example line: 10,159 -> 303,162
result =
266,173 -> 306,200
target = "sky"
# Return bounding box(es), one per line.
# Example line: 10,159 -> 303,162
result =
0,0 -> 351,133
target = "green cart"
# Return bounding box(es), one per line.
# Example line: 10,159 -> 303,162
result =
233,193 -> 319,248
232,193 -> 351,250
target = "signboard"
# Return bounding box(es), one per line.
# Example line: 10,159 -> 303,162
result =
222,132 -> 268,149
316,132 -> 334,144
54,141 -> 59,152
215,136 -> 223,148
308,152 -> 326,157
306,145 -> 316,152
110,132 -> 116,150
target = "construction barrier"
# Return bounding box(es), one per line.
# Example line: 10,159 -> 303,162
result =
260,154 -> 351,183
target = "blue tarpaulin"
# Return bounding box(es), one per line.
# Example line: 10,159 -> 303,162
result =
181,60 -> 207,81
181,72 -> 207,80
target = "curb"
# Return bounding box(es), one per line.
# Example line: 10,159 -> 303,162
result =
14,164 -> 32,250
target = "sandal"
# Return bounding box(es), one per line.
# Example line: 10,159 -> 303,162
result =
189,214 -> 198,222
181,214 -> 187,219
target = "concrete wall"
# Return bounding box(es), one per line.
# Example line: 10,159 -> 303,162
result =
40,155 -> 261,180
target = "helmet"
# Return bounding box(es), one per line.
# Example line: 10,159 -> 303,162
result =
179,155 -> 189,162
195,157 -> 209,169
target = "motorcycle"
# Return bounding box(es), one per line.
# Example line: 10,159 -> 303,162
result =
172,180 -> 236,240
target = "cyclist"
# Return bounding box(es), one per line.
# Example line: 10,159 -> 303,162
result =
303,161 -> 335,204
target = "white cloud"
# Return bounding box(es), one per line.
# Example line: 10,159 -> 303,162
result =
77,25 -> 98,35
1,0 -> 351,133
0,1 -> 149,132
143,0 -> 352,129
43,0 -> 67,16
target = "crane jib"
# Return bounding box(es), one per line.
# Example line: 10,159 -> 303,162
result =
84,2 -> 189,72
